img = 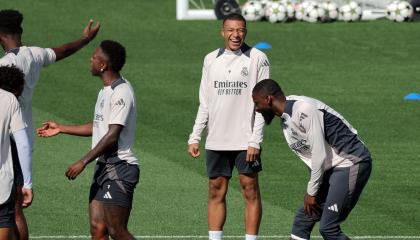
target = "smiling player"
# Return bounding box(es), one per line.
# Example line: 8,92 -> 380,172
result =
187,13 -> 270,240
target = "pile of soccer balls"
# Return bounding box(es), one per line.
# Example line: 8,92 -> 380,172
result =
241,0 -> 414,23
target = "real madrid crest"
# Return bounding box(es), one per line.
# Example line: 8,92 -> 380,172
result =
100,99 -> 105,109
241,67 -> 248,77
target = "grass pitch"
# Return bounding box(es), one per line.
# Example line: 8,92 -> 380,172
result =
1,0 -> 420,238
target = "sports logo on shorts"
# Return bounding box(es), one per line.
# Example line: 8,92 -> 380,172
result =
251,160 -> 260,167
241,67 -> 248,77
103,191 -> 113,199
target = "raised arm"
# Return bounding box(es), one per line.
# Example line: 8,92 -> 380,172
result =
52,19 -> 100,61
37,121 -> 93,137
65,124 -> 123,180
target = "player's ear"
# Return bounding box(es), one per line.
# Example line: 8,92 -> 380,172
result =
267,95 -> 273,106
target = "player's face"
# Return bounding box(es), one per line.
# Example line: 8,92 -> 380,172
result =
90,47 -> 106,76
253,93 -> 276,125
222,19 -> 247,51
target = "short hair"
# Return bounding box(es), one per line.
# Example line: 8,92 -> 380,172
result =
253,79 -> 285,98
100,40 -> 126,72
223,13 -> 246,27
0,66 -> 25,94
0,9 -> 23,34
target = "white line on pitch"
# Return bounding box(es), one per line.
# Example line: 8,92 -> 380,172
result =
29,235 -> 420,239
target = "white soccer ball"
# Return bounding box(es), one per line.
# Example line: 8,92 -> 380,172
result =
322,0 -> 339,21
280,0 -> 297,19
242,0 -> 265,21
295,0 -> 316,20
386,0 -> 413,22
339,1 -> 362,22
304,2 -> 326,23
266,1 -> 288,22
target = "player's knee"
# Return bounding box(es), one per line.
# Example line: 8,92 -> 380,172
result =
319,224 -> 343,240
241,183 -> 260,202
208,180 -> 227,201
90,220 -> 107,237
107,225 -> 129,239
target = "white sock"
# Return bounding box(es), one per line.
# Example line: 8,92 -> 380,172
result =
245,234 -> 257,240
209,230 -> 223,240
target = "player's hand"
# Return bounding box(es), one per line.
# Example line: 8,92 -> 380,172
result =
304,193 -> 320,217
21,187 -> 33,208
246,146 -> 260,162
188,143 -> 200,158
65,160 -> 86,180
37,121 -> 61,138
82,19 -> 100,42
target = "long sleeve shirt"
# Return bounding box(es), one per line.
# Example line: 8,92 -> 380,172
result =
189,44 -> 270,150
280,95 -> 371,196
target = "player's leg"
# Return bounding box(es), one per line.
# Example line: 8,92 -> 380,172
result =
206,150 -> 234,239
239,173 -> 261,236
14,187 -> 28,240
290,207 -> 318,240
89,200 -> 109,240
236,151 -> 262,238
318,161 -> 371,240
0,228 -> 15,240
0,186 -> 17,240
100,177 -> 138,240
10,138 -> 28,240
208,176 -> 229,232
89,179 -> 109,240
290,170 -> 331,240
103,204 -> 135,240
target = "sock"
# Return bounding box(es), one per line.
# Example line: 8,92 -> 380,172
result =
209,230 -> 223,240
245,234 -> 257,240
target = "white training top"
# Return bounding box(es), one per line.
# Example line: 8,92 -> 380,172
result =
0,89 -> 26,204
189,44 -> 270,150
92,78 -> 138,165
0,46 -> 56,144
280,95 -> 371,196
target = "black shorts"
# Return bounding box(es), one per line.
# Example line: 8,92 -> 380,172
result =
89,161 -> 140,209
10,138 -> 23,187
206,150 -> 262,178
0,186 -> 16,228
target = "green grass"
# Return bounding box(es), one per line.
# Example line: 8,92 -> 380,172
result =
1,0 -> 420,239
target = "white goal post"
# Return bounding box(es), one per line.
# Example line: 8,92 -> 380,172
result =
176,0 -> 217,20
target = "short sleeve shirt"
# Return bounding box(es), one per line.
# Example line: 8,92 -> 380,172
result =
0,46 -> 56,144
92,78 -> 138,165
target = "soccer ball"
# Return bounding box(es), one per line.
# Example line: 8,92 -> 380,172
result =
265,1 -> 288,22
339,1 -> 362,22
242,0 -> 265,21
386,1 -> 413,22
295,0 -> 316,20
304,2 -> 326,23
322,0 -> 339,22
280,0 -> 297,20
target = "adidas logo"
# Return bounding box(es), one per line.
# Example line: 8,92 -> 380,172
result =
115,98 -> 125,107
103,191 -> 113,199
327,203 -> 338,212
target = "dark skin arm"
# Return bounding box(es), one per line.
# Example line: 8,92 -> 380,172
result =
304,193 -> 320,217
52,20 -> 100,61
65,124 -> 123,180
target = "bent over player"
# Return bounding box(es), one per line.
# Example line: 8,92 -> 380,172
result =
37,40 -> 139,240
0,9 -> 100,240
252,79 -> 372,240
